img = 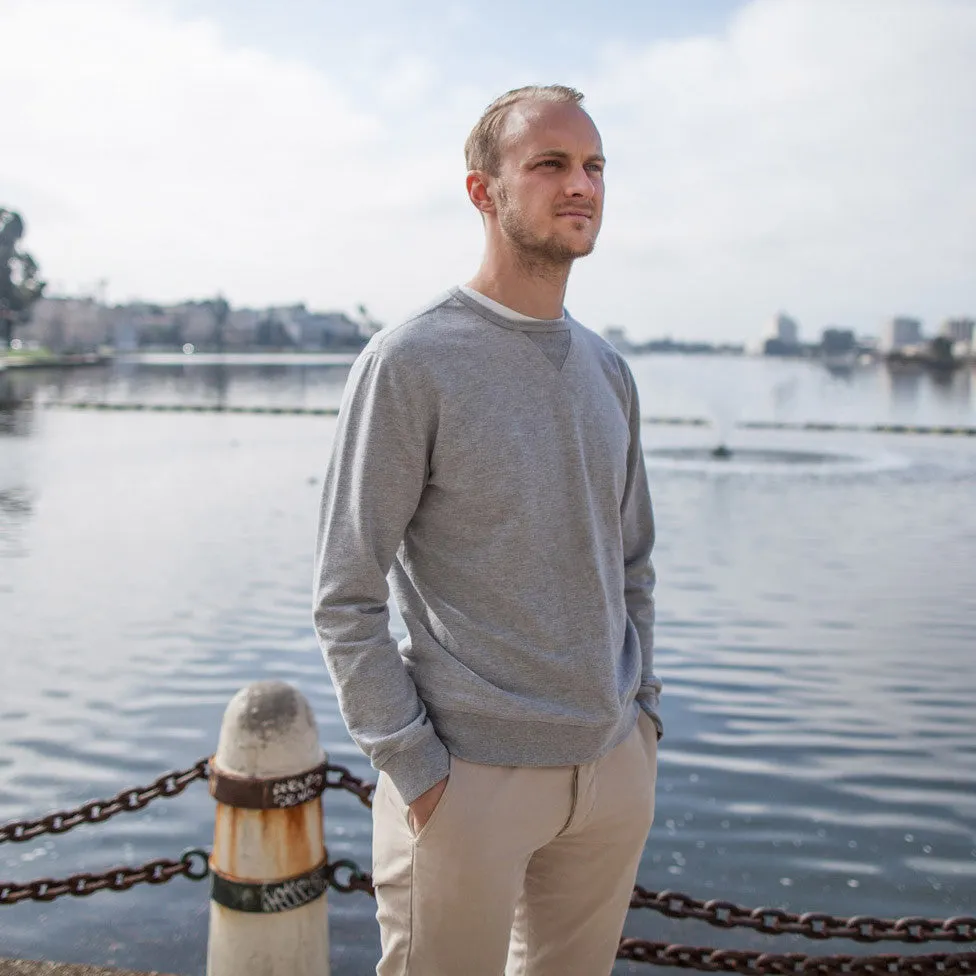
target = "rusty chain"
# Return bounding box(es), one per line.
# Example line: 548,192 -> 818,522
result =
0,850 -> 370,907
0,849 -> 210,905
324,761 -> 376,808
631,888 -> 976,945
0,850 -> 369,907
3,755 -> 974,976
0,757 -> 376,846
0,757 -> 210,844
616,942 -> 976,974
327,857 -> 376,896
4,848 -> 973,976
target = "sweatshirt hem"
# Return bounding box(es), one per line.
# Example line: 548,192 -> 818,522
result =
429,703 -> 643,768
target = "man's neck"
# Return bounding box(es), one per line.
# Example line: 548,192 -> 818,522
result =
466,251 -> 571,320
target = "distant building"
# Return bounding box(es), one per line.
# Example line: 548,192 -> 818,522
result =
821,328 -> 856,355
940,317 -> 974,360
112,314 -> 139,352
226,308 -> 262,347
114,302 -> 189,350
23,296 -> 370,352
820,327 -> 857,372
298,311 -> 363,349
251,305 -> 365,350
768,312 -> 799,346
762,312 -> 801,356
941,318 -> 974,345
881,316 -> 923,352
24,297 -> 113,352
168,301 -> 223,346
602,326 -> 631,352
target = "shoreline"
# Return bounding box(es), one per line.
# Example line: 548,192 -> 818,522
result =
1,350 -> 362,369
3,347 -> 974,372
0,961 -> 173,976
118,351 -> 360,366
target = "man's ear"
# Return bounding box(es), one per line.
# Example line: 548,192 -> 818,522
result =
466,171 -> 495,214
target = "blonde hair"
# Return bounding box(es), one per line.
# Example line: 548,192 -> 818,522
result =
464,85 -> 585,175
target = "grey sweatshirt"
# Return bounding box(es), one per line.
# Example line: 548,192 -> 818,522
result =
313,288 -> 661,804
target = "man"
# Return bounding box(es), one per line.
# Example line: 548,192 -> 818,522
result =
314,84 -> 661,976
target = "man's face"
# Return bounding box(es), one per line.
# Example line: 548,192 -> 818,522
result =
490,100 -> 605,267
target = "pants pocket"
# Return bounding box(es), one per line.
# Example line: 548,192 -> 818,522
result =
406,756 -> 457,844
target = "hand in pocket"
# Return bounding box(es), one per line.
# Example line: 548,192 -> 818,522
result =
408,775 -> 449,834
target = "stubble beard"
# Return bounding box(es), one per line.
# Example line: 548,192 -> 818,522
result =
495,189 -> 597,278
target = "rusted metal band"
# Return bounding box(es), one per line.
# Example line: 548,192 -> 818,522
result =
209,757 -> 329,810
210,858 -> 330,914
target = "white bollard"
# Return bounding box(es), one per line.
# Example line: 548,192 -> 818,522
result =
206,680 -> 331,976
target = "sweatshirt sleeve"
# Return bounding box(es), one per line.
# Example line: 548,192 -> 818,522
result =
620,362 -> 664,738
313,344 -> 450,804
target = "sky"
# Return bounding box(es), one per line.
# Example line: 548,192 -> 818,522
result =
1,0 -> 974,343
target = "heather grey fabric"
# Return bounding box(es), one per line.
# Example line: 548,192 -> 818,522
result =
313,288 -> 661,805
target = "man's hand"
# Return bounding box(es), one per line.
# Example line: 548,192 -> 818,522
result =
408,776 -> 448,835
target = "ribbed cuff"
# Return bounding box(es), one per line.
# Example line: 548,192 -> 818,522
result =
379,729 -> 451,805
638,699 -> 664,740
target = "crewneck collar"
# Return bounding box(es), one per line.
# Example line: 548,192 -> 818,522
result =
451,286 -> 571,333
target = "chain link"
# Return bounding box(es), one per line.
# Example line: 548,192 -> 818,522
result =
0,756 -> 378,847
0,849 -> 210,906
0,850 -> 373,907
631,888 -> 976,944
0,758 -> 210,844
324,762 -> 376,808
327,857 -> 376,896
4,754 -> 974,973
617,941 -> 976,975
2,840 -> 974,976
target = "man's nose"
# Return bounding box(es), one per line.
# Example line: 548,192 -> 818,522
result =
563,163 -> 596,198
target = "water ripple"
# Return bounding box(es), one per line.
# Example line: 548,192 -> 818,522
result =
1,367 -> 974,974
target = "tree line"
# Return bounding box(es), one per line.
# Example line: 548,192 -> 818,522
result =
0,208 -> 45,350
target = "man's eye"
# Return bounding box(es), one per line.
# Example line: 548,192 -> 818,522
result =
539,159 -> 561,168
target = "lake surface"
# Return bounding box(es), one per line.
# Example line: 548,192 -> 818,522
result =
1,353 -> 974,974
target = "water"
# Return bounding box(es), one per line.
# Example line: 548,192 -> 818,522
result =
1,354 -> 974,974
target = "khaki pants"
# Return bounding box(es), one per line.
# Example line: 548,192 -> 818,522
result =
371,710 -> 658,976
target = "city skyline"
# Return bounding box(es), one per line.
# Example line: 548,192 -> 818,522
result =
2,0 -> 975,343
19,291 -> 973,356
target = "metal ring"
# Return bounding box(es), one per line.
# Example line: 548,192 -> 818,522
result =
328,858 -> 362,893
181,848 -> 211,881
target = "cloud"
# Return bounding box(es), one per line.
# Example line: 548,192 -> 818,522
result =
578,0 -> 976,338
0,0 -> 476,312
1,0 -> 974,341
